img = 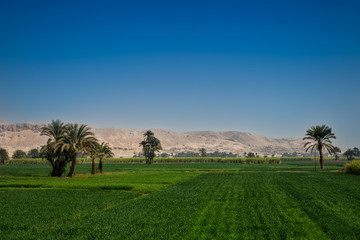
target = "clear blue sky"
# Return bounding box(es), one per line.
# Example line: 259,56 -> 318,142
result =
1,0 -> 359,148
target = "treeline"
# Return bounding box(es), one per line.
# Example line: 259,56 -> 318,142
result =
343,147 -> 360,160
6,156 -> 359,165
174,151 -> 239,158
4,157 -> 281,164
0,148 -> 41,163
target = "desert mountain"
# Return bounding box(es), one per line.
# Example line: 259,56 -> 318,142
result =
0,122 -> 306,157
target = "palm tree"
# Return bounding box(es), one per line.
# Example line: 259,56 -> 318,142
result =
54,124 -> 97,177
140,130 -> 162,164
40,120 -> 70,177
41,119 -> 66,141
303,125 -> 336,170
333,146 -> 341,160
96,142 -> 113,173
343,149 -> 354,160
84,142 -> 100,175
0,148 -> 9,164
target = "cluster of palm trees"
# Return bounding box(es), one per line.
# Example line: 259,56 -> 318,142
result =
40,120 -> 113,177
139,130 -> 162,164
36,121 -> 343,173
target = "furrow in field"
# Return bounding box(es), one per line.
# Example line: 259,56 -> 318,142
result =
275,172 -> 360,239
1,170 -> 359,239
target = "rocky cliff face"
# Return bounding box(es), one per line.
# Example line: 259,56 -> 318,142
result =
0,122 -> 305,157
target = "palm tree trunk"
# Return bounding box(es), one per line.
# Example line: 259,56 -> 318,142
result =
91,158 -> 95,174
67,153 -> 77,177
319,149 -> 324,170
145,149 -> 149,164
99,159 -> 103,173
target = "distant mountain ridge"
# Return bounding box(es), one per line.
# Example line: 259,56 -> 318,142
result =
0,122 -> 306,157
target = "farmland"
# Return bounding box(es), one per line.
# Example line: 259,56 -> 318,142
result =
0,162 -> 359,239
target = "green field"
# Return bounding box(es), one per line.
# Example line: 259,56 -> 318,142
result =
0,162 -> 359,239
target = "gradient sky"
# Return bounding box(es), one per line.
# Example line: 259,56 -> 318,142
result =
1,0 -> 359,148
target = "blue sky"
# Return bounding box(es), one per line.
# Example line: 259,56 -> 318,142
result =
0,0 -> 359,148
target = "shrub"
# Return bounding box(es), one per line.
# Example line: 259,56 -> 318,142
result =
0,148 -> 9,164
344,160 -> 360,175
12,149 -> 27,159
27,148 -> 40,158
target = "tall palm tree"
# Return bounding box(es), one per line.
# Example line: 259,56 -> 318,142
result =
40,120 -> 69,177
96,142 -> 113,173
140,130 -> 162,164
143,130 -> 154,138
84,141 -> 100,175
333,147 -> 341,160
41,119 -> 66,142
55,124 -> 97,177
303,125 -> 336,170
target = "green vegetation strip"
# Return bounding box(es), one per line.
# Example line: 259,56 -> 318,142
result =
0,171 -> 199,194
0,162 -> 346,178
6,156 -> 358,165
6,157 -> 283,164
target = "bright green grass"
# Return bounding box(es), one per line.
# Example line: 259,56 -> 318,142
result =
0,189 -> 141,239
7,172 -> 359,240
0,161 -> 345,177
0,163 -> 359,239
0,171 -> 199,193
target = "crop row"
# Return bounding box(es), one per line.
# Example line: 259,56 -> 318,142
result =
5,172 -> 358,239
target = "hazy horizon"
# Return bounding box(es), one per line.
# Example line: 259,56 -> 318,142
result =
0,120 -> 354,150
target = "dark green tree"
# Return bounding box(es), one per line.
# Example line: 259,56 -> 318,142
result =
247,152 -> 255,158
303,125 -> 336,170
333,147 -> 341,160
27,148 -> 40,158
159,153 -> 170,158
343,149 -> 354,160
353,147 -> 360,157
12,149 -> 27,159
0,148 -> 9,164
199,148 -> 207,157
140,130 -> 162,164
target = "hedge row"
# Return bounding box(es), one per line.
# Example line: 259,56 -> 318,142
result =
4,156 -> 359,165
103,157 -> 282,164
4,157 -> 280,164
280,156 -> 360,161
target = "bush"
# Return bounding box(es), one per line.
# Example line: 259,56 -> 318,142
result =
344,160 -> 360,175
12,149 -> 27,159
0,148 -> 9,164
27,148 -> 40,158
